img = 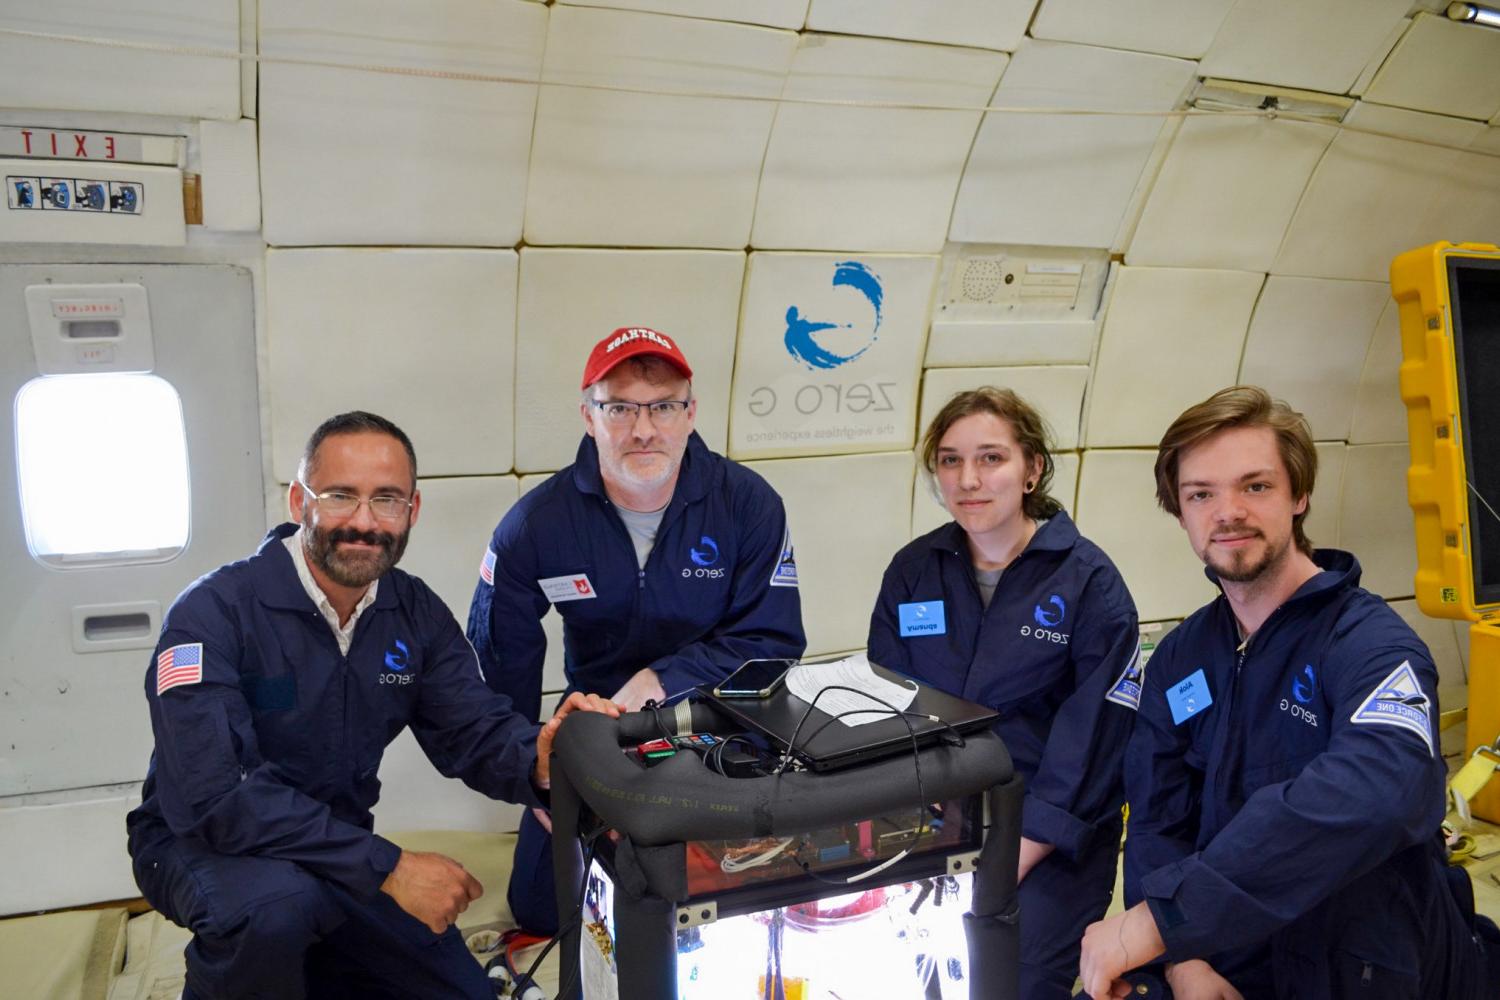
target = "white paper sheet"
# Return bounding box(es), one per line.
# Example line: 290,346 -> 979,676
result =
785,654 -> 919,726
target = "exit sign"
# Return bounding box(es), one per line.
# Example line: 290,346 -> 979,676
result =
0,126 -> 182,166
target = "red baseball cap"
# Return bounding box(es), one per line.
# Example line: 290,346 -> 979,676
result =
580,326 -> 693,390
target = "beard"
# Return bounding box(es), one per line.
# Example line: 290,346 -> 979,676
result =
303,516 -> 408,589
1205,528 -> 1290,584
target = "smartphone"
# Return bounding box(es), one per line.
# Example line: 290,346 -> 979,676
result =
713,658 -> 795,698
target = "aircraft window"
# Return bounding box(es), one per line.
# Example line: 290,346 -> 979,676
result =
14,373 -> 190,567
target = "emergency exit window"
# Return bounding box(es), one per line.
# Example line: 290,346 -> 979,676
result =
15,373 -> 190,567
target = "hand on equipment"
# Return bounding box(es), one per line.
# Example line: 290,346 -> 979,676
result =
610,667 -> 667,713
1165,959 -> 1245,1000
536,691 -> 623,788
381,850 -> 483,934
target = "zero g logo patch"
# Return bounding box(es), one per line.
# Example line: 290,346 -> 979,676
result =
783,260 -> 884,371
1292,665 -> 1316,704
380,638 -> 414,685
683,535 -> 725,579
1033,595 -> 1065,628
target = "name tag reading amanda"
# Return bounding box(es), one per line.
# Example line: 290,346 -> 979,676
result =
537,573 -> 597,603
898,601 -> 946,637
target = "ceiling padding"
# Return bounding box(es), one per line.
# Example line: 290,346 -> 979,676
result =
1125,116 -> 1335,272
558,0 -> 809,30
1030,0 -> 1235,60
1274,103 -> 1487,281
259,0 -> 545,247
1084,267 -> 1263,448
805,0 -> 1037,51
525,6 -> 796,248
1364,13 -> 1500,122
1196,0 -> 1411,94
752,34 -> 1006,253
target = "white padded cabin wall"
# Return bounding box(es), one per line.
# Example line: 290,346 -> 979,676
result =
1074,450 -> 1216,622
1350,301 -> 1408,446
258,0 -> 545,247
1363,14 -> 1500,123
1306,442 -> 1347,556
1084,266 -> 1263,448
1125,116 -> 1336,273
1273,104 -> 1486,282
746,452 -> 915,656
265,249 -> 518,478
1195,0 -> 1412,95
1338,443 -> 1419,600
805,0 -> 1037,52
524,6 -> 796,248
1236,277 -> 1389,441
729,253 -> 938,459
751,35 -> 1007,253
920,366 -> 1088,452
950,41 -> 1196,250
1029,0 -> 1235,59
558,0 -> 810,30
0,1 -> 241,119
513,249 -> 744,473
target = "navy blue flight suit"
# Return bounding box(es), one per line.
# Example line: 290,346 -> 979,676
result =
868,511 -> 1140,1000
1125,550 -> 1493,999
126,525 -> 544,1000
468,431 -> 806,932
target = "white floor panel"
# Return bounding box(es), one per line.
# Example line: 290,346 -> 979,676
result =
266,249 -> 518,479
1237,276 -> 1389,441
1363,13 -> 1500,123
918,366 -> 1089,452
397,476 -> 520,628
910,451 -> 1079,539
1349,299 -> 1407,445
950,40 -> 1196,249
513,248 -> 745,473
746,451 -> 915,656
1074,449 -> 1218,623
1029,0 -> 1235,59
751,35 -> 1006,253
1338,443 -> 1418,600
558,0 -> 809,29
525,6 -> 795,248
1196,0 -> 1411,95
1273,104 -> 1485,282
0,790 -> 141,915
259,0 -> 545,246
0,1 -> 241,119
1084,266 -> 1264,448
1125,115 -> 1335,272
729,252 -> 939,459
804,0 -> 1037,52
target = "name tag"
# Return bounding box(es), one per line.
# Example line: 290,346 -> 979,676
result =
1166,668 -> 1213,725
898,601 -> 946,637
538,573 -> 597,603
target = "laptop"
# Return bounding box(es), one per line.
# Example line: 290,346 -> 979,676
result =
700,661 -> 999,773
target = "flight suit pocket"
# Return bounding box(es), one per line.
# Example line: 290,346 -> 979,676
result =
173,698 -> 243,806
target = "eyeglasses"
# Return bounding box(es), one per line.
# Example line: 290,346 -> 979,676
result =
298,481 -> 414,521
590,399 -> 691,426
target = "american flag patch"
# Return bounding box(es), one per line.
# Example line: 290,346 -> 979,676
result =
156,642 -> 204,696
480,547 -> 497,586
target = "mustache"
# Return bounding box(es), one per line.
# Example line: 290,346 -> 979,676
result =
327,526 -> 396,550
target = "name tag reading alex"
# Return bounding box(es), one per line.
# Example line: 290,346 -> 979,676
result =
537,573 -> 597,603
898,601 -> 946,637
1166,668 -> 1213,725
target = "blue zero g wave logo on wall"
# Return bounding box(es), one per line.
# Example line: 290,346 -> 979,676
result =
689,535 -> 720,567
1033,595 -> 1066,628
783,260 -> 884,370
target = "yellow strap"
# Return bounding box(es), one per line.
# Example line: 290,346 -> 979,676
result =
1451,746 -> 1500,823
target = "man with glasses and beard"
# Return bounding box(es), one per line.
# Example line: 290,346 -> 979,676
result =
468,326 -> 806,935
126,411 -> 618,1000
1076,387 -> 1497,1000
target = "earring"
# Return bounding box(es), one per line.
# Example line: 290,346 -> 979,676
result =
1024,481 -> 1035,493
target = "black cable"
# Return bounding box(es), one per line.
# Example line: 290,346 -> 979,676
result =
511,822 -> 607,999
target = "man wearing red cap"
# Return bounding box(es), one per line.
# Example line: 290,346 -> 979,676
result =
467,326 -> 807,935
